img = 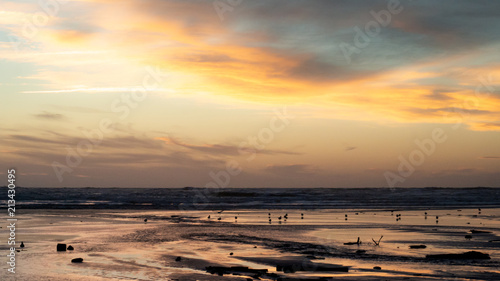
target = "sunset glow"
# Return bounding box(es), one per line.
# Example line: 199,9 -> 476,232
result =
1,0 -> 499,187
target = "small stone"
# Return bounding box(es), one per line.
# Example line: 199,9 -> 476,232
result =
373,266 -> 381,270
57,243 -> 67,251
175,256 -> 181,262
67,245 -> 74,251
229,252 -> 233,256
71,258 -> 83,263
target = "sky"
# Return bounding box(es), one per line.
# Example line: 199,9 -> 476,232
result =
1,0 -> 499,188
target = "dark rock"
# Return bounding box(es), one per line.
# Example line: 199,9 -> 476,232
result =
373,266 -> 382,270
277,262 -> 349,273
71,258 -> 83,263
57,243 -> 67,251
175,256 -> 181,262
229,252 -> 233,255
67,245 -> 74,251
206,266 -> 267,276
426,251 -> 490,260
465,235 -> 472,240
355,250 -> 366,254
409,245 -> 427,249
276,277 -> 333,281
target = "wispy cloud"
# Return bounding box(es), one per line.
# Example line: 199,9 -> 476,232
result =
23,87 -> 170,94
156,136 -> 299,156
265,164 -> 318,176
33,111 -> 66,120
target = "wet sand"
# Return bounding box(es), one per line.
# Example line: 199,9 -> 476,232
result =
2,208 -> 500,280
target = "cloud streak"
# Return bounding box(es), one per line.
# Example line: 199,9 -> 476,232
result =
33,111 -> 66,120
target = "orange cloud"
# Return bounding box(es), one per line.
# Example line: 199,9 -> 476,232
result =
6,0 -> 500,131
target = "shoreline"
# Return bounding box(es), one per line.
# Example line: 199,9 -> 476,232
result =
2,207 -> 499,280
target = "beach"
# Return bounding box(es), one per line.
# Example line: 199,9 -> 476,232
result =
3,206 -> 500,280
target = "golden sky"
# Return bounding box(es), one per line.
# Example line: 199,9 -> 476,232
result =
1,0 -> 499,187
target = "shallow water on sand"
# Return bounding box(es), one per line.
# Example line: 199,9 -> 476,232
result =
2,208 -> 499,280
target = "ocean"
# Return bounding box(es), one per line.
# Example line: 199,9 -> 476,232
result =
5,187 -> 500,210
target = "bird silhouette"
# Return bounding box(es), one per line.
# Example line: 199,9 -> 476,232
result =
144,218 -> 147,223
20,242 -> 24,248
208,215 -> 211,219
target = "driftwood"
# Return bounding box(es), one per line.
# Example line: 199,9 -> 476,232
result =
344,237 -> 361,245
470,229 -> 492,234
372,236 -> 383,246
409,245 -> 427,249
